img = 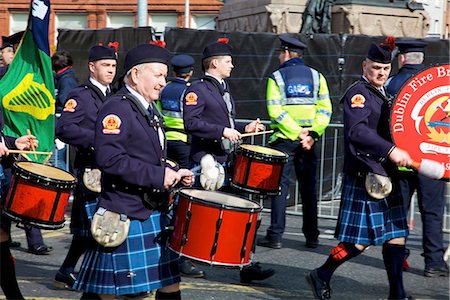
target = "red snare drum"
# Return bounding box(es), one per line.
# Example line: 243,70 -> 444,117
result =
232,144 -> 288,195
170,189 -> 261,267
3,162 -> 77,230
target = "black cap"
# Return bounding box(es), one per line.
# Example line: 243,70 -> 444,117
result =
367,43 -> 392,64
1,31 -> 24,50
88,45 -> 117,62
171,54 -> 195,74
396,39 -> 427,54
203,39 -> 232,60
123,43 -> 171,73
279,34 -> 307,52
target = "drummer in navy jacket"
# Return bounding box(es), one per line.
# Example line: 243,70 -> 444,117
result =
73,43 -> 193,300
0,111 -> 37,300
183,38 -> 263,165
182,38 -> 275,284
54,44 -> 117,289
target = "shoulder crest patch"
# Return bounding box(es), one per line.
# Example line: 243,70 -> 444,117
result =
350,94 -> 366,108
63,99 -> 77,112
102,114 -> 122,134
185,92 -> 198,106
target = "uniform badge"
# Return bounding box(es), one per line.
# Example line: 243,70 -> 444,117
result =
185,92 -> 198,106
63,99 -> 77,112
102,114 -> 122,134
350,94 -> 365,108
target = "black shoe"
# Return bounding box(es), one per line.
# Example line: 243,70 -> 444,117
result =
122,291 -> 152,299
257,237 -> 282,249
305,239 -> 319,249
179,259 -> 205,278
240,262 -> 275,283
424,265 -> 449,277
54,270 -> 77,290
28,244 -> 53,255
305,269 -> 331,300
388,296 -> 414,300
9,240 -> 21,248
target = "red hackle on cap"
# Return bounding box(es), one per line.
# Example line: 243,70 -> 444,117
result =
382,36 -> 396,52
108,41 -> 119,53
150,40 -> 166,48
217,37 -> 229,44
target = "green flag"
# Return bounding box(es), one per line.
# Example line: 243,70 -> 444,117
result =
0,0 -> 54,163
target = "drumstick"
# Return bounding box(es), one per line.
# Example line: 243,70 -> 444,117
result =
255,118 -> 260,133
240,130 -> 274,138
20,153 -> 33,162
26,129 -> 37,160
8,150 -> 52,155
411,159 -> 445,180
43,153 -> 52,165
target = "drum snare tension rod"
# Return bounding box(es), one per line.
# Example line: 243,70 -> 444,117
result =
210,209 -> 224,262
181,210 -> 192,247
240,220 -> 252,264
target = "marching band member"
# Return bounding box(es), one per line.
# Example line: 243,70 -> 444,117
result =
306,40 -> 413,300
73,43 -> 193,300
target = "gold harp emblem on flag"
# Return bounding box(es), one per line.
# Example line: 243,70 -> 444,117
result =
2,73 -> 54,120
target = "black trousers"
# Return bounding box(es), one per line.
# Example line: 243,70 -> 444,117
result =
266,139 -> 319,242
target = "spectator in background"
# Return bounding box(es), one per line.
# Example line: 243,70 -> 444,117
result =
52,50 -> 79,113
386,39 -> 449,278
51,50 -> 79,171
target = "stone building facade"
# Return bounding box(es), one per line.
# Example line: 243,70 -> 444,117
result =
0,0 -> 223,46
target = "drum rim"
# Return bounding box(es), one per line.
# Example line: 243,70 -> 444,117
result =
230,181 -> 281,196
14,162 -> 77,188
237,145 -> 288,162
178,189 -> 262,212
1,210 -> 65,230
168,248 -> 252,267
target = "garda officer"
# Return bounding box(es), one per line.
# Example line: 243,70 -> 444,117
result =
54,44 -> 117,289
73,43 -> 193,300
306,41 -> 413,300
258,34 -> 332,250
159,54 -> 195,169
157,54 -> 205,278
183,38 -> 274,283
386,39 -> 449,278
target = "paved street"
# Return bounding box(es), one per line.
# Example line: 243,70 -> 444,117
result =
1,208 -> 449,300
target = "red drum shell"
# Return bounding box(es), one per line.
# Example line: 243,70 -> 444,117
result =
3,162 -> 77,230
232,144 -> 288,195
169,189 -> 261,267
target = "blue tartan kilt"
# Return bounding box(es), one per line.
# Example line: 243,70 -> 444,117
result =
69,172 -> 99,237
335,174 -> 408,246
73,199 -> 180,295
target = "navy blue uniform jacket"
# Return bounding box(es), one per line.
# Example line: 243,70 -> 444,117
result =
183,76 -> 244,164
56,81 -> 107,168
95,87 -> 167,220
386,64 -> 424,97
342,78 -> 396,177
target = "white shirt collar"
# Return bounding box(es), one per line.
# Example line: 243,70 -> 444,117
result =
89,77 -> 109,96
125,84 -> 150,110
205,72 -> 225,86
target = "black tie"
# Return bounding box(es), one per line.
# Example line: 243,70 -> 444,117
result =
106,87 -> 112,96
